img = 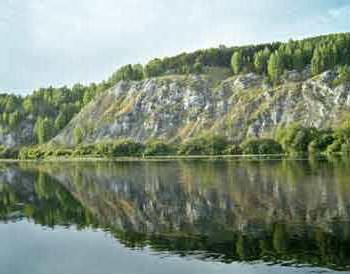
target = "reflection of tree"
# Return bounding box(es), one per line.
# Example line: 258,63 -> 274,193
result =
1,159 -> 350,270
0,165 -> 95,228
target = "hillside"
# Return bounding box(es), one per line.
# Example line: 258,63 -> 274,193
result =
52,67 -> 350,146
1,32 -> 350,156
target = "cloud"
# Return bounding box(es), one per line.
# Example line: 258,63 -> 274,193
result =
1,0 -> 350,94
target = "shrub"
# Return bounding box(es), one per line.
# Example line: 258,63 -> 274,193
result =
144,140 -> 176,156
0,146 -> 19,159
72,144 -> 98,157
308,131 -> 334,154
53,148 -> 73,157
178,135 -> 229,155
19,147 -> 46,160
224,144 -> 242,155
276,124 -> 319,153
241,139 -> 284,155
333,65 -> 350,86
109,139 -> 144,157
341,144 -> 350,154
326,141 -> 341,154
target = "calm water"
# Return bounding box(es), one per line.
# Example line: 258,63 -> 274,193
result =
1,158 -> 350,274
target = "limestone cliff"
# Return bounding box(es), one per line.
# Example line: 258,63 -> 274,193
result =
53,68 -> 350,146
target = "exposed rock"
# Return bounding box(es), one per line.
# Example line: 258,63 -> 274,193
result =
233,73 -> 262,89
51,69 -> 350,146
0,121 -> 34,148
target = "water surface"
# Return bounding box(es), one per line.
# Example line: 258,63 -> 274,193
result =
1,158 -> 350,274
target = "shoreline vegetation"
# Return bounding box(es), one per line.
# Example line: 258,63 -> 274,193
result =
1,123 -> 350,161
0,153 -> 346,163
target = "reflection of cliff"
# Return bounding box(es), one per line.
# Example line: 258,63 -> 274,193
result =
38,160 -> 350,234
1,160 -> 350,270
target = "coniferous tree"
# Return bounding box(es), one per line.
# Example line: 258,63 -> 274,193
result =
268,51 -> 285,82
254,49 -> 270,74
231,51 -> 244,74
292,49 -> 305,71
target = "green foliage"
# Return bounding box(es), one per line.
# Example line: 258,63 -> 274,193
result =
74,127 -> 84,145
276,125 -> 337,154
224,144 -> 243,155
108,64 -> 144,85
34,117 -> 54,145
333,65 -> 350,86
19,146 -> 46,160
268,51 -> 285,82
178,135 -> 229,155
144,59 -> 165,78
0,80 -> 110,147
0,146 -> 19,159
326,140 -> 342,154
254,48 -> 270,74
144,140 -> 176,156
231,51 -> 244,74
276,125 -> 320,154
96,139 -> 144,157
241,139 -> 284,155
341,144 -> 350,154
292,49 -> 305,71
308,131 -> 334,154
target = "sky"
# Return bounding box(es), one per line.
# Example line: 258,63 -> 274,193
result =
1,0 -> 350,95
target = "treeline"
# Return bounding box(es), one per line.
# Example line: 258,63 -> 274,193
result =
0,81 -> 111,144
108,32 -> 350,84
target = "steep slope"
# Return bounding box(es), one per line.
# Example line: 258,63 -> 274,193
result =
53,68 -> 350,146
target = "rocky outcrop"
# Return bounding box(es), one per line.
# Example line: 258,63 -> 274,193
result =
52,69 -> 350,146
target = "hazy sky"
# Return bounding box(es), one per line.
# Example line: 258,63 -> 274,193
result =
1,0 -> 350,95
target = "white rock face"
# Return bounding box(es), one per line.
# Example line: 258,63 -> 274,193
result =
234,73 -> 262,90
50,69 -> 350,146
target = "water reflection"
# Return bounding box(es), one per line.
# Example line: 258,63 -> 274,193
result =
1,158 -> 350,271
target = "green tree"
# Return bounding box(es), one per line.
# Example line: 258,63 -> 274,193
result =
241,139 -> 284,155
144,59 -> 164,78
54,112 -> 67,131
8,111 -> 21,128
74,127 -> 84,145
254,49 -> 270,74
34,117 -> 54,144
231,51 -> 244,75
268,51 -> 285,82
292,49 -> 305,71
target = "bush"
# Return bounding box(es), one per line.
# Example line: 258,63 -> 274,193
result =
241,139 -> 284,155
19,147 -> 46,160
341,144 -> 350,154
0,146 -> 19,159
178,135 -> 229,155
333,65 -> 350,86
276,124 -> 319,153
326,141 -> 342,154
308,131 -> 334,154
224,144 -> 242,155
144,140 -> 176,156
72,144 -> 98,157
53,148 -> 73,157
107,139 -> 144,157
72,140 -> 144,157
